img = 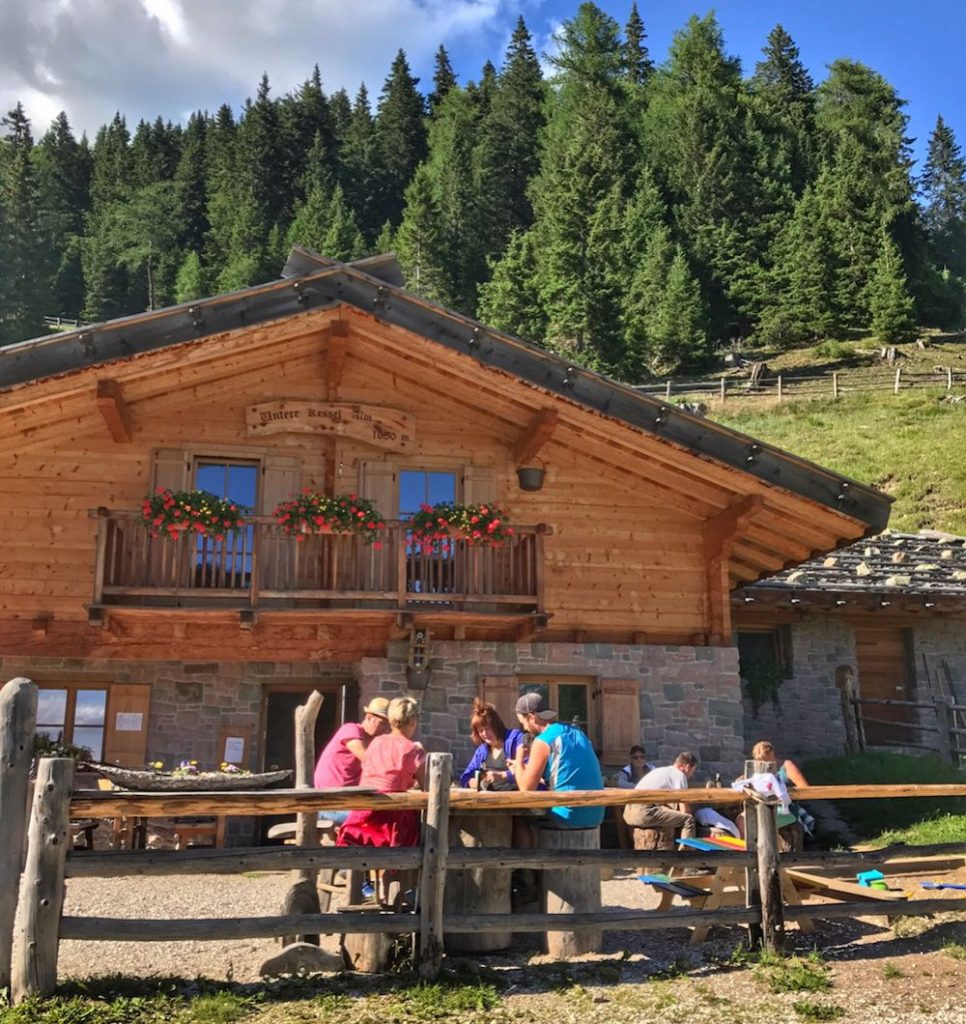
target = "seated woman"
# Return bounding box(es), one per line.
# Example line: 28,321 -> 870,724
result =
337,696 -> 425,905
613,745 -> 653,850
459,698 -> 525,791
736,740 -> 813,849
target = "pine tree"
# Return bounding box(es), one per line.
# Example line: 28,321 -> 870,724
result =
395,166 -> 447,300
642,14 -> 753,336
477,229 -> 546,342
474,17 -> 546,265
203,104 -> 237,281
174,112 -> 209,258
0,103 -> 47,341
757,184 -> 840,346
428,46 -> 458,117
649,247 -> 708,373
174,250 -> 205,302
320,184 -> 367,261
34,111 -> 91,317
529,3 -> 638,367
921,114 -> 966,276
339,85 -> 379,238
373,51 -> 427,229
868,232 -> 916,343
622,2 -> 653,86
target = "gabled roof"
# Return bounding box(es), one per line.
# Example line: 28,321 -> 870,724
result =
0,249 -> 890,540
742,531 -> 966,598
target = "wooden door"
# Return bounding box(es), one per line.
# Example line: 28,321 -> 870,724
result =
103,685 -> 152,767
854,627 -> 915,746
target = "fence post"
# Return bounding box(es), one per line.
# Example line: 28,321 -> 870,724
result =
417,751 -> 451,980
832,372 -> 839,399
777,375 -> 783,402
720,377 -> 726,403
12,757 -> 73,1002
934,699 -> 954,763
665,380 -> 672,400
0,678 -> 38,996
743,796 -> 763,949
755,795 -> 785,952
894,367 -> 902,394
947,367 -> 953,392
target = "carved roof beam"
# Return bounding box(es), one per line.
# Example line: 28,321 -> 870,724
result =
95,378 -> 133,443
513,408 -> 558,466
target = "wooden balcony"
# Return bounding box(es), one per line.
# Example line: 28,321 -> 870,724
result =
90,510 -> 546,625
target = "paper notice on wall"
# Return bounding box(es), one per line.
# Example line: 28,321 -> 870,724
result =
223,736 -> 245,763
115,712 -> 143,732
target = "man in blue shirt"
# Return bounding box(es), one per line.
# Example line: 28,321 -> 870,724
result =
511,692 -> 604,829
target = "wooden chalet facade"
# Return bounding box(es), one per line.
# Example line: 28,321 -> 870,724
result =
733,531 -> 966,760
0,250 -> 891,808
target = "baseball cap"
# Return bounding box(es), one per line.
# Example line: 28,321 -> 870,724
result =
363,697 -> 391,719
515,692 -> 556,720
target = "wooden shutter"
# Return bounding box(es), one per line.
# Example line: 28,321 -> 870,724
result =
103,685 -> 152,767
598,678 -> 641,767
480,675 -> 519,730
260,454 -> 301,514
462,465 -> 497,506
152,448 -> 188,492
358,460 -> 396,518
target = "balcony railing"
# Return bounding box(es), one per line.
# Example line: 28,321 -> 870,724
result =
91,510 -> 545,616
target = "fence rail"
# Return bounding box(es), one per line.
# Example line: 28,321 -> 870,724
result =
844,692 -> 966,763
637,368 -> 966,405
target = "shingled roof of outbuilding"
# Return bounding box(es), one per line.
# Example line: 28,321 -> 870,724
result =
0,248 -> 891,536
742,531 -> 966,597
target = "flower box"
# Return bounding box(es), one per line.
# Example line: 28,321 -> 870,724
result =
408,502 -> 513,552
274,491 -> 387,546
141,488 -> 246,541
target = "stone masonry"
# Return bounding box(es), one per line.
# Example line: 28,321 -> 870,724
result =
740,618 -> 856,763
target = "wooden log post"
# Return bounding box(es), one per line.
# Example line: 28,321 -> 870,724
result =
832,372 -> 839,399
418,752 -> 451,979
743,796 -> 763,949
444,813 -> 512,954
754,794 -> 785,952
12,757 -> 73,1002
934,699 -> 954,764
281,690 -> 324,948
537,826 -> 602,957
0,678 -> 38,995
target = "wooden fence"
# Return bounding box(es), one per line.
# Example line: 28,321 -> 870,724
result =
636,368 -> 966,405
3,677 -> 966,1004
839,676 -> 966,765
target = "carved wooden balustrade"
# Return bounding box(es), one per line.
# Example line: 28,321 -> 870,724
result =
90,510 -> 545,616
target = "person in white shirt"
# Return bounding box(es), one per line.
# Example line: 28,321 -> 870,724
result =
623,751 -> 698,839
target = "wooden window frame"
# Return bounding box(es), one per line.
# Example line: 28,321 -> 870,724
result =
192,454 -> 262,509
737,627 -> 792,679
35,679 -> 112,759
516,674 -> 597,744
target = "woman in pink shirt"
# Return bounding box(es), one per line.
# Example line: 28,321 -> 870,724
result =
337,696 -> 425,903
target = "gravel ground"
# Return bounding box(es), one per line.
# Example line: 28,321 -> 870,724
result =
53,861 -> 966,1023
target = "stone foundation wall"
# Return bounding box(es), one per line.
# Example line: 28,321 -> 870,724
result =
741,618 -> 856,763
358,640 -> 744,780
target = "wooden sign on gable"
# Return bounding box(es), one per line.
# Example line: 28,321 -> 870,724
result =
246,401 -> 415,452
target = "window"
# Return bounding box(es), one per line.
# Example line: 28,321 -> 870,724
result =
194,459 -> 259,577
398,469 -> 457,518
518,677 -> 594,736
737,629 -> 791,677
37,686 -> 108,760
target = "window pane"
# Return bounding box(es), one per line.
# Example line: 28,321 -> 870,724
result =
195,462 -> 257,509
37,689 -> 67,727
399,470 -> 457,518
737,632 -> 779,675
74,690 -> 107,726
557,684 -> 589,732
427,472 -> 456,505
35,725 -> 65,744
72,727 -> 104,761
519,682 -> 549,703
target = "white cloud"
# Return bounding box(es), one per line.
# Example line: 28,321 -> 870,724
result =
0,0 -> 511,137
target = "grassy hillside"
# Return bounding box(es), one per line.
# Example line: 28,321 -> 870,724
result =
702,335 -> 966,535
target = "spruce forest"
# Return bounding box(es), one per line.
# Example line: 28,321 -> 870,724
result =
1,3 -> 964,382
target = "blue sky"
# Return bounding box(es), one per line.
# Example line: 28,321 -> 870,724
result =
2,1 -> 961,173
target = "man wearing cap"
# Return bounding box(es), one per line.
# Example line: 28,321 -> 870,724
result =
510,691 -> 604,829
313,698 -> 391,824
